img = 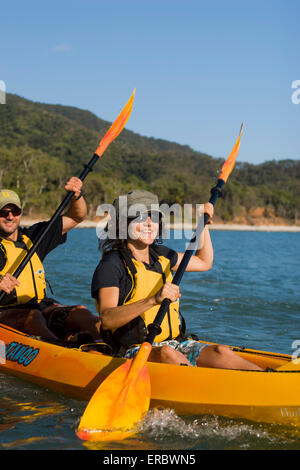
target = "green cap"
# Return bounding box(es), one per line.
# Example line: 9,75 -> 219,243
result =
0,189 -> 22,210
113,190 -> 163,217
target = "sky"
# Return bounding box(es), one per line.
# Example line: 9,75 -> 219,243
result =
1,0 -> 299,165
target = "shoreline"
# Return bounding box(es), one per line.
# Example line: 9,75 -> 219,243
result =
20,218 -> 300,232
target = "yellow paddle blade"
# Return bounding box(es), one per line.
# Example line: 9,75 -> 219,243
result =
219,123 -> 244,182
76,342 -> 152,442
94,88 -> 136,157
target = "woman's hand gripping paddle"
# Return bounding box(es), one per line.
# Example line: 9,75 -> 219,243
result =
0,89 -> 136,303
76,123 -> 244,442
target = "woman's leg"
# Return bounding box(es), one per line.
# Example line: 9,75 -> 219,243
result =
149,345 -> 192,366
130,342 -> 263,371
196,344 -> 263,370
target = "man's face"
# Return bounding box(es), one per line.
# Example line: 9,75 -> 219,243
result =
0,204 -> 22,239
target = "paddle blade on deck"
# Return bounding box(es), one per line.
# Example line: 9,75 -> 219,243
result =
276,360 -> 300,371
77,342 -> 151,442
94,88 -> 136,158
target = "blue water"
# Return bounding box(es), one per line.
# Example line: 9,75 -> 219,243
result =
0,228 -> 299,450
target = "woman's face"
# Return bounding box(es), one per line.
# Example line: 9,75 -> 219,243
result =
128,211 -> 160,246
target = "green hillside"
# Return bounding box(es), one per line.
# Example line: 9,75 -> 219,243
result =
0,93 -> 299,224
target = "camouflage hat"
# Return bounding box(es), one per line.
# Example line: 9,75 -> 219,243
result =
113,190 -> 163,217
0,189 -> 22,210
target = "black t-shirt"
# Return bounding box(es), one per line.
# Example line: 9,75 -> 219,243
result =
0,216 -> 67,270
91,245 -> 178,306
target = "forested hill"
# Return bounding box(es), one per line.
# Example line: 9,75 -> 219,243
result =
0,93 -> 299,224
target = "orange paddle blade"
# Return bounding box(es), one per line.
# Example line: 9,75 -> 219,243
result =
94,88 -> 136,157
77,342 -> 152,442
219,123 -> 244,182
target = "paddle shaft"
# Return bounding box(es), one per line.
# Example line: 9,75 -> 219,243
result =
0,153 -> 99,303
146,178 -> 224,344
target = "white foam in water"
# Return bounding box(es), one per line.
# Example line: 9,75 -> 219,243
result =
138,408 -> 202,441
137,408 -> 291,449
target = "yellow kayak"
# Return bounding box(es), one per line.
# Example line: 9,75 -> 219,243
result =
1,323 -> 299,427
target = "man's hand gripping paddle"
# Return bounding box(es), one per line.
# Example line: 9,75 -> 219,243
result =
76,123 -> 244,442
0,89 -> 136,304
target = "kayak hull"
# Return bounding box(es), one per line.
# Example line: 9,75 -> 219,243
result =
1,323 -> 299,427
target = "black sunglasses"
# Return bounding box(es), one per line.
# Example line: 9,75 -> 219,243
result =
129,211 -> 161,223
0,207 -> 22,218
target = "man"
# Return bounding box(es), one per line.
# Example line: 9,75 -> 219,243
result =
0,178 -> 100,344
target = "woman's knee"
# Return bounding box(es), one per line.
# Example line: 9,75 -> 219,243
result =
160,345 -> 177,362
149,345 -> 190,365
214,344 -> 232,356
196,344 -> 234,367
149,345 -> 176,363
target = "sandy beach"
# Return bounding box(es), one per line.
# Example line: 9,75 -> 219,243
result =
20,218 -> 300,232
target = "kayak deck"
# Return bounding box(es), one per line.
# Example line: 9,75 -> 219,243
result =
1,323 -> 299,428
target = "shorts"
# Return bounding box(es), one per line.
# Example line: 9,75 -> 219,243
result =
124,339 -> 209,367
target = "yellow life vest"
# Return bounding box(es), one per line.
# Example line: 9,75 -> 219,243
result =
99,247 -> 183,351
0,234 -> 46,307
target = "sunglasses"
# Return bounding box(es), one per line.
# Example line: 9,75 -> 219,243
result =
0,208 -> 22,218
129,211 -> 161,223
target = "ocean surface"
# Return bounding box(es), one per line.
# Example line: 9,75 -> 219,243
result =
0,228 -> 299,451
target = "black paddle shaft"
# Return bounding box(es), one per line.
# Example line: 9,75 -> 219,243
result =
146,178 -> 225,344
0,153 -> 99,303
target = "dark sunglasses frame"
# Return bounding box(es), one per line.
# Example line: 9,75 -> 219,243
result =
128,211 -> 161,223
0,207 -> 22,218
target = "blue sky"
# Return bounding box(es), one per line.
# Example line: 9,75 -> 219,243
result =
1,0 -> 299,165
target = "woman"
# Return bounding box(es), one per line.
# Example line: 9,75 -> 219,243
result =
92,190 -> 262,370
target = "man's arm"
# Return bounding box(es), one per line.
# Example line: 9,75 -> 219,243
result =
62,177 -> 88,234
